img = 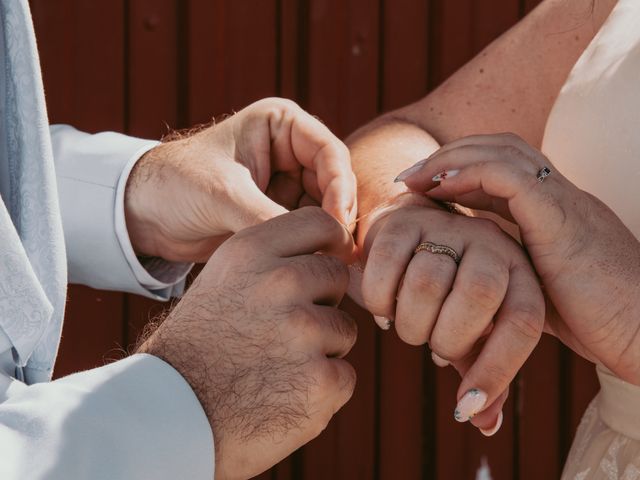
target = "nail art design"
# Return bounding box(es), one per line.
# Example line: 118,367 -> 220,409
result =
432,169 -> 460,182
394,158 -> 429,183
479,411 -> 504,437
374,315 -> 393,331
454,388 -> 488,422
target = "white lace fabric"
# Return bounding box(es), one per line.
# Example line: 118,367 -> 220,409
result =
562,369 -> 640,479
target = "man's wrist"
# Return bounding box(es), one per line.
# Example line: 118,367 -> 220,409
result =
124,145 -> 165,257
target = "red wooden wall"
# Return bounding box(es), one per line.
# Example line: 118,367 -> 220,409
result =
30,1 -> 599,479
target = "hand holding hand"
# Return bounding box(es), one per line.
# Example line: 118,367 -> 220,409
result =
137,207 -> 357,479
397,133 -> 640,385
126,98 -> 357,262
355,194 -> 544,435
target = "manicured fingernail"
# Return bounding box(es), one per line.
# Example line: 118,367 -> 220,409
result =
431,352 -> 450,367
432,169 -> 460,182
394,159 -> 429,183
454,388 -> 488,422
480,411 -> 503,437
374,315 -> 392,330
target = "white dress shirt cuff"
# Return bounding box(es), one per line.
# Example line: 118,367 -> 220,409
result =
52,125 -> 193,299
0,354 -> 214,479
114,148 -> 193,290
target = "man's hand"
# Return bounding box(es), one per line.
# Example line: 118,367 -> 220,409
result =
137,207 -> 357,480
125,98 -> 357,262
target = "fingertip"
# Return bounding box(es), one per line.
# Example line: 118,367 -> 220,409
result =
431,351 -> 450,368
374,315 -> 393,330
479,411 -> 503,437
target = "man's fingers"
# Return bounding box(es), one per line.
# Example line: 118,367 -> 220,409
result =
286,254 -> 351,306
288,109 -> 356,226
322,173 -> 358,227
233,206 -> 355,262
303,306 -> 358,358
455,262 -> 544,424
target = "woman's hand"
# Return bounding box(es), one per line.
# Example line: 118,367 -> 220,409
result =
125,97 -> 357,262
356,194 -> 545,435
397,133 -> 640,385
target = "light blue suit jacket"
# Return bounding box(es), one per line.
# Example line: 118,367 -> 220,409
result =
0,1 -> 214,478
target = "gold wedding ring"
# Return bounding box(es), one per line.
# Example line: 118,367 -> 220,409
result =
414,241 -> 462,265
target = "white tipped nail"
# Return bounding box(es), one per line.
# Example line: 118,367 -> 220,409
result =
480,411 -> 504,437
432,169 -> 460,182
454,388 -> 488,422
394,159 -> 429,183
431,352 -> 450,367
374,315 -> 392,330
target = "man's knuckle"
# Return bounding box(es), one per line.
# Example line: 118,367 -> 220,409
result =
319,360 -> 349,392
333,313 -> 358,352
322,256 -> 350,284
268,263 -> 302,287
309,414 -> 333,439
288,308 -> 318,337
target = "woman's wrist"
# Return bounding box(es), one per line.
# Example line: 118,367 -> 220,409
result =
356,192 -> 448,249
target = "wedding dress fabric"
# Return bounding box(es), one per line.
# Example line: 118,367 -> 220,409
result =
542,0 -> 640,477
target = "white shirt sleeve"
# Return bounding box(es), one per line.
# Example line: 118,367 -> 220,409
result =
0,354 -> 215,480
51,124 -> 193,300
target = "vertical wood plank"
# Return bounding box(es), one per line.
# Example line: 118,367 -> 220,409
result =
428,0 -> 520,88
518,337 -> 563,480
32,0 -> 127,132
568,354 -> 599,445
380,0 -> 430,112
186,2 -> 282,478
377,2 -> 433,479
127,0 -> 179,138
187,0 -> 278,124
427,2 -> 522,479
31,0 -> 128,378
304,0 -> 381,138
299,299 -> 376,480
278,0 -> 301,101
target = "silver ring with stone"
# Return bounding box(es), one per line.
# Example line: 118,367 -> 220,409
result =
536,166 -> 551,183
